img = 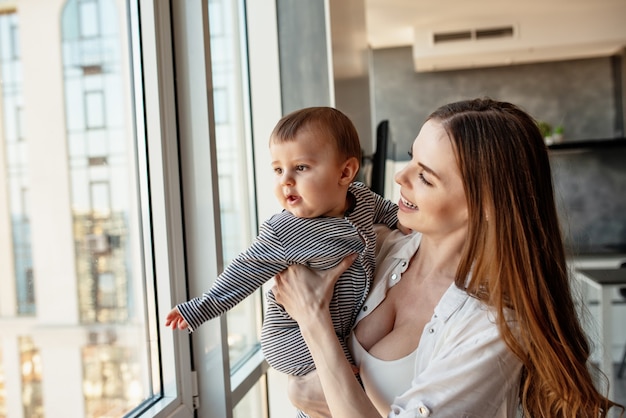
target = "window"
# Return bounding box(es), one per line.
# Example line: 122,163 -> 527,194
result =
0,346 -> 5,418
208,0 -> 263,372
0,1 -> 165,416
0,11 -> 34,316
19,336 -> 42,418
170,0 -> 270,415
0,0 -> 281,416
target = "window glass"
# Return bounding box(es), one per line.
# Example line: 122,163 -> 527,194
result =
82,340 -> 144,416
233,378 -> 268,418
0,1 -> 160,417
208,0 -> 263,369
19,336 -> 42,418
0,11 -> 34,316
0,346 -> 5,418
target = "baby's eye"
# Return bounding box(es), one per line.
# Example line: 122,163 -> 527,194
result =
273,167 -> 283,175
296,165 -> 308,171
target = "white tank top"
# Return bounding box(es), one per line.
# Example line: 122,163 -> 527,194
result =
349,332 -> 417,416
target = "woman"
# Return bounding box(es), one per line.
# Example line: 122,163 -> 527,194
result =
273,98 -> 624,417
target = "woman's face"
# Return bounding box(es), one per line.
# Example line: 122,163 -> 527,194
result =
394,119 -> 468,238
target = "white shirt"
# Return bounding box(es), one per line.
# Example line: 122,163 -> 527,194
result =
354,229 -> 523,418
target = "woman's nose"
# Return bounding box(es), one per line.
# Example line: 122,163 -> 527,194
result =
394,165 -> 407,185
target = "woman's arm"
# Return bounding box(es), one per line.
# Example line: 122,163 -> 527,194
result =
288,371 -> 330,418
273,255 -> 382,418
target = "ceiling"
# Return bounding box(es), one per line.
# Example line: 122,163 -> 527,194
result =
364,0 -> 626,71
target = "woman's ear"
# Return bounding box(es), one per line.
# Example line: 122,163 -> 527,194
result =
339,157 -> 360,185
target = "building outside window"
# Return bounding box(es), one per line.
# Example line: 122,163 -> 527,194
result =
0,10 -> 35,316
0,0 -> 274,417
19,336 -> 42,418
0,346 -> 5,418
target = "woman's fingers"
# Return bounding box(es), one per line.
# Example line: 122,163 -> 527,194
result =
329,253 -> 358,282
273,254 -> 358,318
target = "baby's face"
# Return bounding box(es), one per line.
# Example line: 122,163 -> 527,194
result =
270,129 -> 350,218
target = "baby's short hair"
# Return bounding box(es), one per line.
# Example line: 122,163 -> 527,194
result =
270,107 -> 362,162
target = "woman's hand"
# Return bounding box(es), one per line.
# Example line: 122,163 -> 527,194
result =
272,254 -> 357,324
274,254 -> 382,418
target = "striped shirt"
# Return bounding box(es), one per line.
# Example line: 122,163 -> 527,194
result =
177,182 -> 399,375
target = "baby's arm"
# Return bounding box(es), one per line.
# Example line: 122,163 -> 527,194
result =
166,220 -> 288,331
367,186 -> 411,233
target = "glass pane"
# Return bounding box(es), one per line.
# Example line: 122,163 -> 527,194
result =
0,12 -> 34,316
85,90 -> 105,129
19,336 -> 42,418
0,2 -> 159,417
0,346 -> 5,418
208,0 -> 263,369
233,378 -> 268,418
79,0 -> 100,38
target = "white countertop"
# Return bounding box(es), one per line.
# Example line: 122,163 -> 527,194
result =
567,253 -> 626,269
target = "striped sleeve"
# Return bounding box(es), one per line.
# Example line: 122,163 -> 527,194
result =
177,219 -> 289,331
350,182 -> 398,229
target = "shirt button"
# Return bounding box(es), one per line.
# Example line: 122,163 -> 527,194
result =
391,273 -> 398,281
362,305 -> 368,311
418,405 -> 431,416
401,261 -> 407,267
428,328 -> 435,333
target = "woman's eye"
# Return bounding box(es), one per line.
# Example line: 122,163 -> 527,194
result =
418,173 -> 432,186
407,149 -> 413,158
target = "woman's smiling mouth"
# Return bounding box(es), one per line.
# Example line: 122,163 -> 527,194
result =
400,196 -> 418,209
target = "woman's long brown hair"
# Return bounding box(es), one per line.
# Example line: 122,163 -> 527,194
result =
429,98 -> 624,417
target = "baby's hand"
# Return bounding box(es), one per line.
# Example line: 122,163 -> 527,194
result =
165,307 -> 189,330
396,221 -> 412,235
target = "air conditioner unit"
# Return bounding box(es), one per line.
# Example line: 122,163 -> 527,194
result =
412,13 -> 626,72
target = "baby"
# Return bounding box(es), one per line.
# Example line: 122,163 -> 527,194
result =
165,106 -> 403,376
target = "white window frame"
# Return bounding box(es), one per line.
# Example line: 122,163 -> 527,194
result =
131,0 -> 284,417
129,0 -> 194,416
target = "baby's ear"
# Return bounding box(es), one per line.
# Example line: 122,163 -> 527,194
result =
339,157 -> 360,185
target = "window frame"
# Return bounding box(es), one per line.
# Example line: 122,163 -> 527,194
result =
129,0 -> 285,416
170,0 -> 271,415
127,0 -> 194,416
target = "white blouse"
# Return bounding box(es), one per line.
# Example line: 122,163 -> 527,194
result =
353,229 -> 523,418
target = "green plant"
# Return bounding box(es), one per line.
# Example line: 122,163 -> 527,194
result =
537,121 -> 552,138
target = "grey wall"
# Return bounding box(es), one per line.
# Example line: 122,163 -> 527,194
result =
371,46 -> 623,160
276,0 -> 331,111
276,0 -> 373,153
370,46 -> 626,254
551,145 -> 626,253
329,0 -> 373,154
